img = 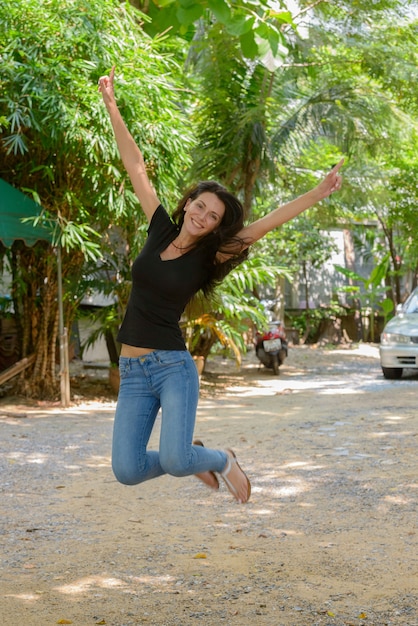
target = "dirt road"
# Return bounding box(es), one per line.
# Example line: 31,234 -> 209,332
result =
1,345 -> 417,626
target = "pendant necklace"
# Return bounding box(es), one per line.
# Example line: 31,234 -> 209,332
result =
171,239 -> 195,251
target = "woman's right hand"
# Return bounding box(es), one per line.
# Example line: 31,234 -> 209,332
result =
97,65 -> 160,220
98,66 -> 116,107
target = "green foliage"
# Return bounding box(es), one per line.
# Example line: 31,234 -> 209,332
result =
139,0 -> 296,69
182,256 -> 291,362
0,0 -> 193,239
342,128 -> 418,305
335,255 -> 393,341
182,0 -> 418,313
280,214 -> 338,269
1,0 -> 417,397
288,302 -> 347,345
0,0 -> 192,395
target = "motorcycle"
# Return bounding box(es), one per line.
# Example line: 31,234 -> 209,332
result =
255,320 -> 288,375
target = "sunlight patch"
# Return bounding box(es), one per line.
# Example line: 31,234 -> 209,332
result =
319,387 -> 360,395
5,593 -> 40,602
383,495 -> 411,505
56,576 -> 126,595
274,483 -> 306,497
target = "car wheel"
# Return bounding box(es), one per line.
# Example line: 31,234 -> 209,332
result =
382,366 -> 403,380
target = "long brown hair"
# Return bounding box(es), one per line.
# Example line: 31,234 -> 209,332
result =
172,181 -> 249,295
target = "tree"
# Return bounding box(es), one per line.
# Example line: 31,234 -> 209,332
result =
185,1 -> 418,346
296,0 -> 418,295
335,256 -> 393,342
183,256 -> 291,363
2,0 -> 417,401
0,0 -> 193,397
135,0 -> 297,71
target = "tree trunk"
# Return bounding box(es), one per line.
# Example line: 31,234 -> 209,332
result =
9,242 -> 81,399
343,229 -> 363,340
191,332 -> 217,362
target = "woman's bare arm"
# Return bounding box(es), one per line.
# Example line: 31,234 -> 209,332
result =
216,159 -> 344,262
98,67 -> 160,222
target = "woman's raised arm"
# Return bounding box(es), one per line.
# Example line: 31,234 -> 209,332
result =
236,159 -> 344,248
98,67 -> 160,222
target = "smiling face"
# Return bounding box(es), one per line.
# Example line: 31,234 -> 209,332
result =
183,192 -> 225,238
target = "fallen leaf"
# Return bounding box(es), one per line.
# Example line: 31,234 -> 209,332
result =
96,621 -> 106,625
193,553 -> 207,559
327,610 -> 336,617
57,621 -> 73,625
358,612 -> 367,619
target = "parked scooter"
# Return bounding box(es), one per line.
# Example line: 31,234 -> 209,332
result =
255,321 -> 288,375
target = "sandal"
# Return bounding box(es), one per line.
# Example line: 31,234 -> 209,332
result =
193,440 -> 219,490
220,449 -> 251,504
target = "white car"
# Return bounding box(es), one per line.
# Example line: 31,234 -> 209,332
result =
379,287 -> 418,379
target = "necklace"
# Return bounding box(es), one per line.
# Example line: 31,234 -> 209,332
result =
171,239 -> 195,251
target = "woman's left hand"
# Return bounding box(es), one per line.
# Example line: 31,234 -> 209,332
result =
316,158 -> 344,199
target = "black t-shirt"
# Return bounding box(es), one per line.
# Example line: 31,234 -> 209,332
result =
117,204 -> 213,351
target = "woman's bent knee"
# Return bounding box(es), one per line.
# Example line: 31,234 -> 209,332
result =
112,461 -> 141,486
159,454 -> 190,478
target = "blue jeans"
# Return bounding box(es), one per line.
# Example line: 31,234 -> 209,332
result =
112,350 -> 228,485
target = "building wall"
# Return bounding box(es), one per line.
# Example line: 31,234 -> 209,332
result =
286,228 -> 376,310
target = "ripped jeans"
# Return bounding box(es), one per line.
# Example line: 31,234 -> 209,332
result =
112,350 -> 227,485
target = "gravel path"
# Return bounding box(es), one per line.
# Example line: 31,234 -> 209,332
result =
1,345 -> 417,626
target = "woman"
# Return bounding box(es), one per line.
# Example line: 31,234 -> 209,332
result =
98,67 -> 343,505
